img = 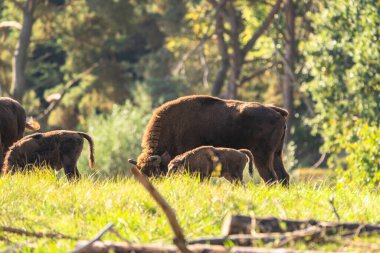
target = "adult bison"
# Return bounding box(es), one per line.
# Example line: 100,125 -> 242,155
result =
0,97 -> 40,166
167,146 -> 254,183
2,130 -> 95,180
136,95 -> 289,185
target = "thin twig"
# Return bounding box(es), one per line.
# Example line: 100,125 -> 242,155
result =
0,239 -> 37,253
329,196 -> 341,222
0,226 -> 77,239
70,223 -> 114,253
109,228 -> 131,244
129,162 -> 192,253
0,21 -> 22,30
35,63 -> 99,121
310,153 -> 326,169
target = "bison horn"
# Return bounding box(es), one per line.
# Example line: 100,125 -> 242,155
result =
148,155 -> 161,166
128,159 -> 138,166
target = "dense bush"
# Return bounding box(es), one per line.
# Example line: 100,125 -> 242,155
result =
304,0 -> 380,183
78,96 -> 152,178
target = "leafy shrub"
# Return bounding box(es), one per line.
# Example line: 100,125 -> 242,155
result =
303,0 -> 380,183
78,96 -> 152,179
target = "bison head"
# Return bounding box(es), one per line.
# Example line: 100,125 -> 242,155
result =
140,155 -> 162,177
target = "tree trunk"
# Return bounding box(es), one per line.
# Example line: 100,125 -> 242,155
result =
283,0 -> 296,144
11,0 -> 36,101
212,11 -> 230,97
226,0 -> 242,99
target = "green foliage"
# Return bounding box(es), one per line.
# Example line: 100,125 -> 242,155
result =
304,0 -> 380,183
336,121 -> 380,184
0,173 -> 379,252
78,96 -> 152,178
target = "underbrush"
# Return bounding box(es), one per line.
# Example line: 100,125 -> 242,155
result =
0,171 -> 379,252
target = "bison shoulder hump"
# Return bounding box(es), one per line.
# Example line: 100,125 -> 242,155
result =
195,96 -> 223,106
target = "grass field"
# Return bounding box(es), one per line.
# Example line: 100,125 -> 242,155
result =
0,170 -> 379,252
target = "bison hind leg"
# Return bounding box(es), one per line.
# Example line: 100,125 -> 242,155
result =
273,152 -> 289,186
252,151 -> 278,185
63,165 -> 81,181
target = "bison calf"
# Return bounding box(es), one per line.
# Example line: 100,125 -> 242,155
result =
2,130 -> 95,180
167,146 -> 254,183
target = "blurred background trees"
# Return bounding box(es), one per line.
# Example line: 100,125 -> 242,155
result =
0,0 -> 379,182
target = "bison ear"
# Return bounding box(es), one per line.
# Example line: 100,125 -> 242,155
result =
161,151 -> 171,165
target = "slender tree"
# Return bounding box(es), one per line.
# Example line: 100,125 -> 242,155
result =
283,0 -> 296,143
208,0 -> 283,99
10,0 -> 37,101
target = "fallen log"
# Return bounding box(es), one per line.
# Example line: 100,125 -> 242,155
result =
225,215 -> 380,235
189,226 -> 324,246
74,241 -> 335,253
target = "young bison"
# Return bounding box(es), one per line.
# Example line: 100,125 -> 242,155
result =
0,97 -> 40,166
2,130 -> 95,180
135,95 -> 289,185
167,146 -> 254,183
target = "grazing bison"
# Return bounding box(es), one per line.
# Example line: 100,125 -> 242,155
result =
0,97 -> 40,166
167,146 -> 254,183
2,130 -> 95,180
136,95 -> 289,185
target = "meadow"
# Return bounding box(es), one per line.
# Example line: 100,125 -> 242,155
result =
0,170 -> 379,252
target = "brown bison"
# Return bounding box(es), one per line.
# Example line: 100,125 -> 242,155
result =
167,146 -> 254,183
2,130 -> 95,180
136,95 -> 289,185
0,97 -> 40,166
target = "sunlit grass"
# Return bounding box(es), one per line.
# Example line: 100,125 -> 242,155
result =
0,171 -> 379,252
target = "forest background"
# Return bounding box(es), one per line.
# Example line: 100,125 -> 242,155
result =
0,0 -> 379,183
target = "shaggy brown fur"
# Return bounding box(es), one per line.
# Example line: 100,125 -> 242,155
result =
167,146 -> 254,182
0,97 -> 40,166
2,130 -> 94,180
137,95 -> 289,185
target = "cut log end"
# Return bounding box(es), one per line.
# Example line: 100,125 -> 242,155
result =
222,214 -> 253,236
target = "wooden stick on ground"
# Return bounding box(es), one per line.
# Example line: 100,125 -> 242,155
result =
70,223 -> 114,253
128,162 -> 192,253
74,240 -> 343,253
0,226 -> 77,240
0,239 -> 37,253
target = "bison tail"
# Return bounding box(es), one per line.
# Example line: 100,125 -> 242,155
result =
25,117 -> 40,131
78,132 -> 95,170
239,149 -> 254,177
268,106 -> 289,118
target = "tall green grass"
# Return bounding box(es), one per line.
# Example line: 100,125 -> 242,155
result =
0,171 -> 379,252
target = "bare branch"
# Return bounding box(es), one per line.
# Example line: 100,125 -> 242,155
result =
0,21 -> 22,30
206,0 -> 229,19
70,223 -> 114,253
171,35 -> 212,76
199,45 -> 210,88
0,226 -> 76,240
242,0 -> 283,57
129,163 -> 191,253
7,0 -> 25,11
35,63 -> 99,121
240,61 -> 280,85
310,153 -> 326,169
1,239 -> 37,253
329,196 -> 341,222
